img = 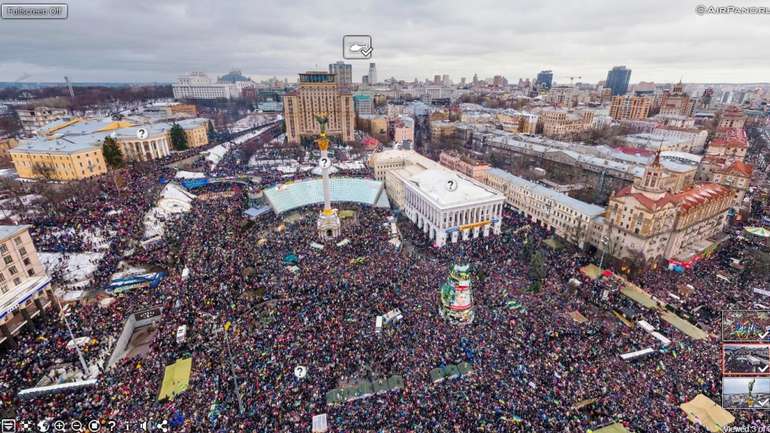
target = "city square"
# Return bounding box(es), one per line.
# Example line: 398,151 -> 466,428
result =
0,2 -> 769,432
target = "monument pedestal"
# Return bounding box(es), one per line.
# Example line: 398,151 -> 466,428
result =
317,209 -> 341,240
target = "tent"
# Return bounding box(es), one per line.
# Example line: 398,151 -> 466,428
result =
568,311 -> 589,324
579,264 -> 602,281
746,226 -> 770,238
158,358 -> 192,401
283,253 -> 299,265
680,394 -> 735,432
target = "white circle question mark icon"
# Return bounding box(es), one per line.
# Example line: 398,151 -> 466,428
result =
446,179 -> 458,192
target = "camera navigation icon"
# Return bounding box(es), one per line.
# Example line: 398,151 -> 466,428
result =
343,35 -> 373,59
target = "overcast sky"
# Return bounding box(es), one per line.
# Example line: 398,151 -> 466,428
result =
1,0 -> 769,84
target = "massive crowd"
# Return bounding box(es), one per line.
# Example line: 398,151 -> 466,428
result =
0,130 -> 769,432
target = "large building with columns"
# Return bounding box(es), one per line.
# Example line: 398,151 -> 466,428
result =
10,116 -> 210,180
369,149 -> 505,247
0,225 -> 54,346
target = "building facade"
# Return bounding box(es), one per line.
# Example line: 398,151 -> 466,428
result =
610,95 -> 651,120
172,72 -> 238,100
711,160 -> 753,212
718,105 -> 747,129
368,63 -> 378,85
439,151 -> 491,179
536,70 -> 553,89
539,109 -> 595,138
392,116 -> 415,145
659,82 -> 695,117
0,136 -> 18,161
10,140 -> 107,181
606,66 -> 632,96
477,168 -> 605,248
370,149 -> 505,247
0,225 -> 54,346
283,72 -> 355,145
329,61 -> 353,86
353,94 -> 373,116
604,154 -> 732,262
15,106 -> 70,133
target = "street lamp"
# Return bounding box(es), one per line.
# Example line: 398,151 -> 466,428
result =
599,235 -> 609,270
54,294 -> 90,377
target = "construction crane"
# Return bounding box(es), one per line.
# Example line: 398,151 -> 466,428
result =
64,76 -> 75,99
556,75 -> 583,85
15,73 -> 31,83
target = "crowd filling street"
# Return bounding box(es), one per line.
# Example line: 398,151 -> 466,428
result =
1,136 -> 769,433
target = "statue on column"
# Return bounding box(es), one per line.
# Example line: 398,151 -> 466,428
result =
314,113 -> 341,240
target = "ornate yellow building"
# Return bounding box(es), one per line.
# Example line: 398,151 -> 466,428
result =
10,139 -> 108,181
604,152 -> 732,263
10,117 -> 210,180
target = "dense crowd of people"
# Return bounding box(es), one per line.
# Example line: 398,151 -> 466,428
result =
0,130 -> 769,432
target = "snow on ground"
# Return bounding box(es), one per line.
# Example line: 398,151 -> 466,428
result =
111,264 -> 150,280
208,122 -> 277,169
40,227 -> 113,251
0,194 -> 43,207
39,252 -> 105,287
336,161 -> 366,170
143,183 -> 195,238
175,170 -> 206,179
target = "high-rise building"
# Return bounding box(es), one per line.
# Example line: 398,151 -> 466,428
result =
659,82 -> 695,117
328,61 -> 352,86
434,75 -> 442,85
282,71 -> 355,145
606,66 -> 632,96
472,73 -> 478,85
442,74 -> 450,85
368,63 -> 378,85
609,95 -> 651,120
535,70 -> 553,89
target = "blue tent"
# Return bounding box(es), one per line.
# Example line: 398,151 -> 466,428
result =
181,178 -> 210,190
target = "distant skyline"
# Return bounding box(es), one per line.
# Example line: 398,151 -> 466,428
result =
1,0 -> 769,84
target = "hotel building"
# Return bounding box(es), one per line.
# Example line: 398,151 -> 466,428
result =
283,72 -> 355,144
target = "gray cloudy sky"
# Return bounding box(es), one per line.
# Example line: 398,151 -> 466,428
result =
0,0 -> 769,84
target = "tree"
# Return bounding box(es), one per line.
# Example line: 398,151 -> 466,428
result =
102,136 -> 124,168
30,162 -> 56,180
169,123 -> 189,150
207,120 -> 217,143
528,249 -> 547,283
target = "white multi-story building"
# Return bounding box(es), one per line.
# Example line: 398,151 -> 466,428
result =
477,168 -> 606,248
16,106 -> 70,132
172,72 -> 238,100
369,150 -> 504,247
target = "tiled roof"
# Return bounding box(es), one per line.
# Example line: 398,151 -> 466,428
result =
614,186 -> 675,211
671,183 -> 731,211
721,160 -> 753,177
